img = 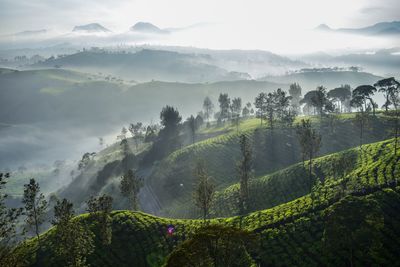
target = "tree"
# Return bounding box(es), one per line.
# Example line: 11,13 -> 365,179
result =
351,85 -> 377,115
242,102 -> 252,118
117,126 -> 128,141
300,90 -> 317,115
186,115 -> 197,144
78,152 -> 96,171
375,78 -> 400,154
143,106 -> 182,164
230,97 -> 242,131
281,108 -> 297,128
193,161 -> 215,221
353,112 -> 370,157
265,92 -> 277,129
144,124 -> 157,142
86,194 -> 113,245
296,119 -> 321,191
120,169 -> 142,211
203,96 -> 214,124
374,77 -> 400,111
301,86 -> 334,119
312,86 -> 334,119
0,173 -> 23,266
254,92 -> 267,125
195,114 -> 204,129
22,178 -> 47,247
165,225 -> 258,267
274,88 -> 292,122
237,134 -> 253,214
129,122 -> 144,151
328,85 -> 352,113
324,196 -> 384,267
161,106 -> 182,130
53,198 -> 94,267
218,93 -> 231,122
159,105 -> 182,152
289,83 -> 302,113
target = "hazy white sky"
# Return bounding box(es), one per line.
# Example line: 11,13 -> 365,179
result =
1,0 -> 399,32
0,0 -> 399,53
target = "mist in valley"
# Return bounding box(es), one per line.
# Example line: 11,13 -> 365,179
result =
0,1 -> 400,266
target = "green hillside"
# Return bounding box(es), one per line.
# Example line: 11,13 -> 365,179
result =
16,138 -> 400,266
34,50 -> 251,83
0,68 -> 284,126
147,115 -> 393,218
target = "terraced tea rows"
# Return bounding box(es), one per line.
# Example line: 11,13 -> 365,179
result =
147,116 -> 393,218
17,138 -> 400,266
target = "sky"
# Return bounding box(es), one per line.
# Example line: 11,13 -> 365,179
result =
0,0 -> 399,53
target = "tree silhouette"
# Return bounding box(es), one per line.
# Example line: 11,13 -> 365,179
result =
218,93 -> 231,123
203,96 -> 214,124
328,85 -> 352,113
193,161 -> 215,221
296,119 -> 321,191
374,77 -> 400,111
237,134 -> 253,214
120,169 -> 142,210
351,85 -> 377,115
22,178 -> 47,247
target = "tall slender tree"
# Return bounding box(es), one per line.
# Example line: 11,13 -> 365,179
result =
203,96 -> 214,124
0,173 -> 23,266
237,134 -> 253,214
231,97 -> 242,131
22,178 -> 47,247
193,161 -> 215,221
186,115 -> 197,144
296,119 -> 321,191
218,93 -> 231,122
254,92 -> 267,125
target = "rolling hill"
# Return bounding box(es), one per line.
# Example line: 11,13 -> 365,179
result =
33,49 -> 251,83
144,115 -> 393,218
55,114 -> 395,220
0,68 -> 285,167
16,138 -> 400,266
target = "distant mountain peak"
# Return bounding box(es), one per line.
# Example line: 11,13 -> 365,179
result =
315,24 -> 331,31
72,23 -> 111,33
315,21 -> 400,36
130,22 -> 168,34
